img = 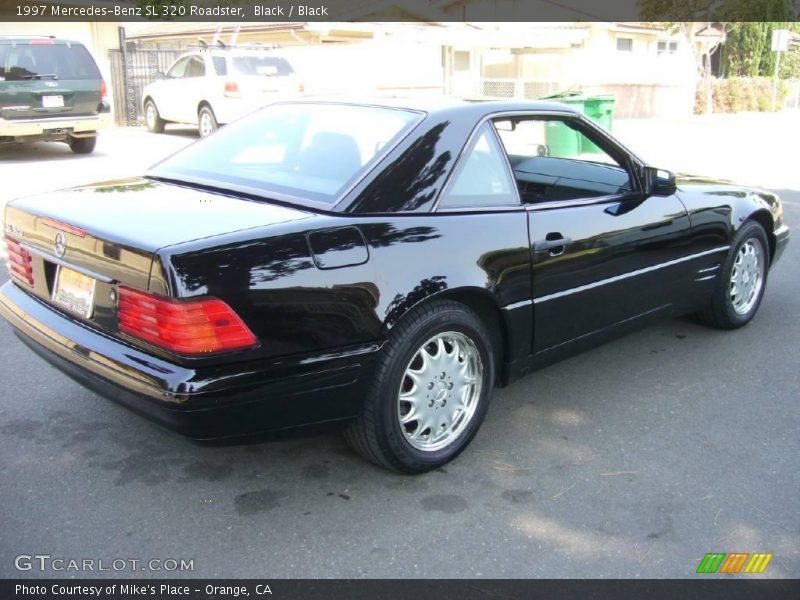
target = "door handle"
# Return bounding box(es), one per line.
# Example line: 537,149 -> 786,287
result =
536,233 -> 571,256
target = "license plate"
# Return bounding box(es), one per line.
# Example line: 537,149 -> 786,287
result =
52,266 -> 96,319
42,95 -> 64,108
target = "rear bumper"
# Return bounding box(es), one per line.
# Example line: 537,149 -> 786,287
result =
0,112 -> 111,138
0,281 -> 375,439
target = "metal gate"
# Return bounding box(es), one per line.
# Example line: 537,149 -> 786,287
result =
110,49 -> 181,125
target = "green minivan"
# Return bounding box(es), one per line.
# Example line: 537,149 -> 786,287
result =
0,35 -> 110,154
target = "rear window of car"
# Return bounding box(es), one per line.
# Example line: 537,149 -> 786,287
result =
230,55 -> 294,76
0,41 -> 100,81
149,103 -> 422,205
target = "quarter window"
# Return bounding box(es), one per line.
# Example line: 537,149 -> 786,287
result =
212,56 -> 227,76
185,56 -> 206,78
438,123 -> 518,209
166,56 -> 191,78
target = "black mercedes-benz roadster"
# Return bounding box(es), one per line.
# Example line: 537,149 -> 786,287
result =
1,99 -> 789,472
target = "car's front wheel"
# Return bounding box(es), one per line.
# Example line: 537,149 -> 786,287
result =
345,300 -> 495,473
68,136 -> 96,154
198,106 -> 218,138
144,100 -> 165,133
696,220 -> 770,329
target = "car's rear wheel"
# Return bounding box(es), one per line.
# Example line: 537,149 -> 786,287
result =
695,220 -> 769,329
198,106 -> 218,138
344,300 -> 495,473
144,100 -> 165,133
68,136 -> 96,154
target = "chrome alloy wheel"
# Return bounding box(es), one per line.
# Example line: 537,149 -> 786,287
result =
397,331 -> 483,452
145,103 -> 157,130
730,238 -> 765,315
199,111 -> 215,137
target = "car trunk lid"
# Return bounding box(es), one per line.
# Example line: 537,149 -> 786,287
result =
4,177 -> 313,336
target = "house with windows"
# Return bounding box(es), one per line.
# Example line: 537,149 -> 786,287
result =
124,19 -> 698,119
460,22 -> 695,118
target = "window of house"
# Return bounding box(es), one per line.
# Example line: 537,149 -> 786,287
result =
453,50 -> 471,71
616,37 -> 634,52
657,40 -> 679,55
492,116 -> 632,204
438,123 -> 518,209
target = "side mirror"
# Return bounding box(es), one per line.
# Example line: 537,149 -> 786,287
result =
154,71 -> 166,80
644,166 -> 676,196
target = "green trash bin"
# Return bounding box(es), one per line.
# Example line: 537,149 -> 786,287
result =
543,94 -> 584,157
581,95 -> 616,154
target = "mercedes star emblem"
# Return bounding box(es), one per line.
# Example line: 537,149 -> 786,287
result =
54,231 -> 67,257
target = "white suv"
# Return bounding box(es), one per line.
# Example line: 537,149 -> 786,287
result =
142,47 -> 301,137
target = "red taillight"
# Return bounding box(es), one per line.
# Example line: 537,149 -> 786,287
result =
99,79 -> 108,103
5,236 -> 34,286
118,287 -> 257,355
224,81 -> 241,98
29,38 -> 55,45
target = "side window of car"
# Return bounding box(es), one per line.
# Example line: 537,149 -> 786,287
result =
493,116 -> 632,204
166,56 -> 191,79
186,56 -> 206,78
212,56 -> 227,76
437,123 -> 518,210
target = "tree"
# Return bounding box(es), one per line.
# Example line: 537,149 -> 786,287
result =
781,45 -> 800,79
722,21 -> 800,78
637,0 -> 799,113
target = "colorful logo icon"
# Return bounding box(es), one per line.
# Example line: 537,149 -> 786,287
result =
696,552 -> 773,574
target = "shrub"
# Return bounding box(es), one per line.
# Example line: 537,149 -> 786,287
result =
694,77 -> 790,113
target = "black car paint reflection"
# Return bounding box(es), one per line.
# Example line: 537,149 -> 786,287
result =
0,99 -> 789,441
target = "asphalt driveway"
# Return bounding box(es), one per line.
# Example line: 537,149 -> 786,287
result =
0,126 -> 797,579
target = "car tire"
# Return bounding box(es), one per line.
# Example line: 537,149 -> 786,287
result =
68,136 -> 97,155
695,220 -> 770,329
198,105 -> 218,138
344,300 -> 495,473
144,100 -> 165,134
